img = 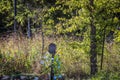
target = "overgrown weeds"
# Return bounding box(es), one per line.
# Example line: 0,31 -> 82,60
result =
0,34 -> 120,79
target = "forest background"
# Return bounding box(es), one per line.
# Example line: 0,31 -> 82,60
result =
0,0 -> 120,79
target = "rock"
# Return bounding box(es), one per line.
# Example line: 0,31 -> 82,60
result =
33,76 -> 39,80
20,75 -> 27,80
1,75 -> 10,80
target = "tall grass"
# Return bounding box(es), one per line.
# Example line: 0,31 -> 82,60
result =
0,34 -> 120,79
0,34 -> 43,75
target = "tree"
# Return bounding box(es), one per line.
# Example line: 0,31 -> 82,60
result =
0,0 -> 13,33
13,0 -> 17,33
88,0 -> 98,75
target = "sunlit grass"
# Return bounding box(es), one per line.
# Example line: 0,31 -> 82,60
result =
0,34 -> 120,79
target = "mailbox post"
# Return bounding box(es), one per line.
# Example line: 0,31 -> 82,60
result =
48,43 -> 56,80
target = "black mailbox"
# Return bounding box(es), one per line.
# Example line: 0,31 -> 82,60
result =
48,43 -> 57,80
48,43 -> 56,54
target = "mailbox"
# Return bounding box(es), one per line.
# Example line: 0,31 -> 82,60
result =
48,43 -> 56,54
48,43 -> 56,80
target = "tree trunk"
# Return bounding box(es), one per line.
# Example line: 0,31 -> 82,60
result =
40,20 -> 44,54
100,26 -> 106,70
90,23 -> 97,75
89,0 -> 98,75
27,3 -> 32,38
27,17 -> 32,38
14,0 -> 17,33
41,27 -> 44,54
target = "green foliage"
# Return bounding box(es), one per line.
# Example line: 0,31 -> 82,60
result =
92,71 -> 120,80
0,0 -> 13,29
0,0 -> 120,37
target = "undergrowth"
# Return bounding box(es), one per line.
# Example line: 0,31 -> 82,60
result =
0,34 -> 120,79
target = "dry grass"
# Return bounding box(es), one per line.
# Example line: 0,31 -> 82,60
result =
0,33 -> 120,79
